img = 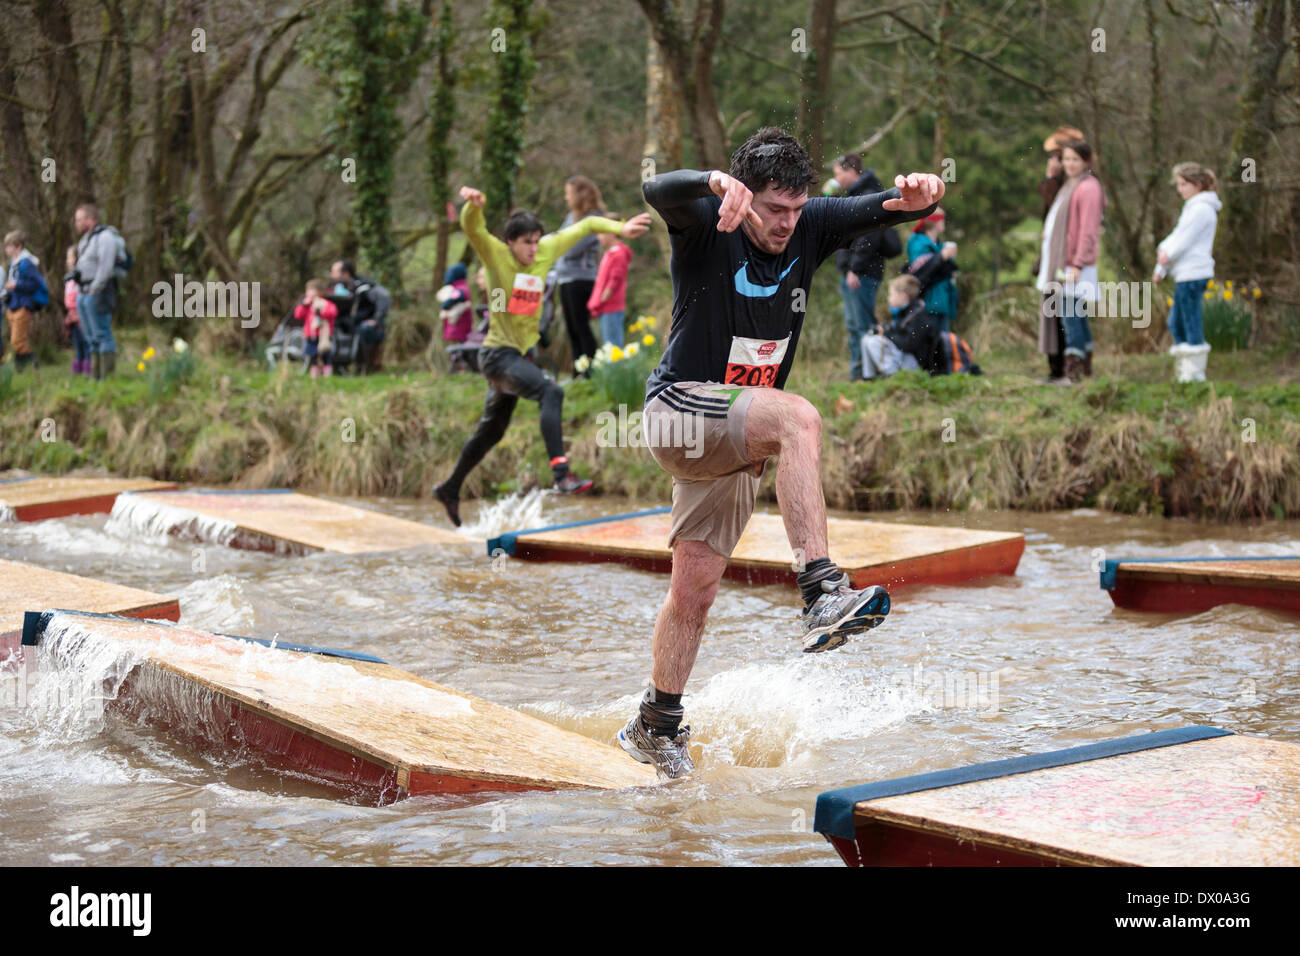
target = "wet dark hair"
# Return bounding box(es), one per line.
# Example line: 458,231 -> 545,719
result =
729,127 -> 815,196
1061,139 -> 1093,165
504,209 -> 545,241
336,258 -> 356,279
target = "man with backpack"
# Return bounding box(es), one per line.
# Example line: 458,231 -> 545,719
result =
74,203 -> 130,379
831,153 -> 903,380
330,259 -> 391,374
3,230 -> 49,372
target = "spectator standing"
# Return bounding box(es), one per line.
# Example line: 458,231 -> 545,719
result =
905,210 -> 958,332
586,228 -> 632,349
74,203 -> 125,379
1036,140 -> 1104,383
63,246 -> 91,376
831,152 -> 902,379
3,230 -> 47,372
554,175 -> 604,369
295,279 -> 338,377
1153,162 -> 1220,382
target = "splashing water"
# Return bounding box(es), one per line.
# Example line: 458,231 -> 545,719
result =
458,488 -> 548,540
105,493 -> 304,554
107,492 -> 240,547
0,506 -> 15,523
12,614 -> 144,744
175,574 -> 258,635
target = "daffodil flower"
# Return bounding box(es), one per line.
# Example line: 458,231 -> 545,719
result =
642,334 -> 655,346
174,338 -> 189,353
142,346 -> 156,360
610,346 -> 625,362
137,361 -> 145,371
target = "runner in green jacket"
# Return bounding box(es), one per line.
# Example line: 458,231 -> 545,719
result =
434,187 -> 650,526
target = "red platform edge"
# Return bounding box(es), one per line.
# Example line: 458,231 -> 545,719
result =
513,534 -> 1025,590
832,823 -> 1075,867
111,659 -> 553,805
1108,575 -> 1300,615
11,484 -> 180,522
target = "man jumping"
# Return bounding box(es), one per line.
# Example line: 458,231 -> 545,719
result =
618,128 -> 944,778
433,187 -> 650,525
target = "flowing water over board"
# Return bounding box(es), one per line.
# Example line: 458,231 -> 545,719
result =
2,493 -> 1297,866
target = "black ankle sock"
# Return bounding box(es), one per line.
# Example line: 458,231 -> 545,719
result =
639,687 -> 683,736
797,556 -> 843,609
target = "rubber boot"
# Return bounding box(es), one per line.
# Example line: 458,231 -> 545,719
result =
92,352 -> 103,381
1064,354 -> 1084,384
102,351 -> 116,377
1082,351 -> 1093,377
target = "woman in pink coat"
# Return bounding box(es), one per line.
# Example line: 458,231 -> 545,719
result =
1036,140 -> 1105,383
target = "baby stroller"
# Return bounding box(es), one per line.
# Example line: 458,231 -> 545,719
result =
265,293 -> 357,372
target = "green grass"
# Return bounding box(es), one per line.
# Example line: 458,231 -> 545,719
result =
3,291 -> 1299,520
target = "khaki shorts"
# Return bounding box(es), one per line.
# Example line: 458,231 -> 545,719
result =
643,382 -> 766,558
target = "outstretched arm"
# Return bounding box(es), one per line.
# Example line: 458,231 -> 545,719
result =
642,169 -> 764,233
826,173 -> 946,243
539,214 -> 651,262
458,186 -> 508,262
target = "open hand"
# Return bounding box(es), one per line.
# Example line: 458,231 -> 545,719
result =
709,170 -> 764,233
459,186 -> 486,207
883,173 -> 945,211
620,213 -> 652,239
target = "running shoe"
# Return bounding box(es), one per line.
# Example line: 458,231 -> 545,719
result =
554,471 -> 594,494
617,715 -> 695,779
800,578 -> 890,653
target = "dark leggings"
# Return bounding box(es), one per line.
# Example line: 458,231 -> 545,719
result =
443,347 -> 565,494
558,280 -> 597,366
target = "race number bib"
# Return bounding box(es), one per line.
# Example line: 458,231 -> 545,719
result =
507,273 -> 544,315
724,335 -> 789,388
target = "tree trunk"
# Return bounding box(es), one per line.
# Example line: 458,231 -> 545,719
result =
643,32 -> 683,261
796,0 -> 836,172
931,0 -> 950,173
1224,0 -> 1287,276
31,0 -> 95,272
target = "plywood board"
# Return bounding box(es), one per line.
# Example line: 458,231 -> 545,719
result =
850,735 -> 1297,866
0,475 -> 177,521
493,510 -> 1024,588
30,611 -> 657,797
122,489 -> 468,554
0,559 -> 179,641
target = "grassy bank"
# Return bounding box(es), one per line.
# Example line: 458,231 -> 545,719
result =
3,333 -> 1299,520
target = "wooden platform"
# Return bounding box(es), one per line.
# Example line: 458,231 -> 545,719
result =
1102,556 -> 1300,615
22,610 -> 658,802
118,489 -> 469,554
487,509 -> 1025,589
814,727 -> 1300,866
0,558 -> 179,664
0,475 -> 177,521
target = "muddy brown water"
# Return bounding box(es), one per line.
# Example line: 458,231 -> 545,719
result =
1,494 -> 1296,866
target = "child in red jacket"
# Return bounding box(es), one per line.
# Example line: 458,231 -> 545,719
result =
294,279 -> 338,377
586,229 -> 631,348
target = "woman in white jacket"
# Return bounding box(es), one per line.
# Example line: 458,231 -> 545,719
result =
1153,163 -> 1220,353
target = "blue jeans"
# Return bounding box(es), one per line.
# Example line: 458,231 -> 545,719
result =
599,310 -> 624,348
69,322 -> 92,362
1168,279 -> 1208,345
841,275 -> 880,379
77,291 -> 116,353
1062,295 -> 1094,358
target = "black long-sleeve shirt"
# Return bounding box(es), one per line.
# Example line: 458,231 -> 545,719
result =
642,169 -> 937,401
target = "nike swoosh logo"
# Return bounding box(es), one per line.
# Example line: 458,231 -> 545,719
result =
733,258 -> 799,298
